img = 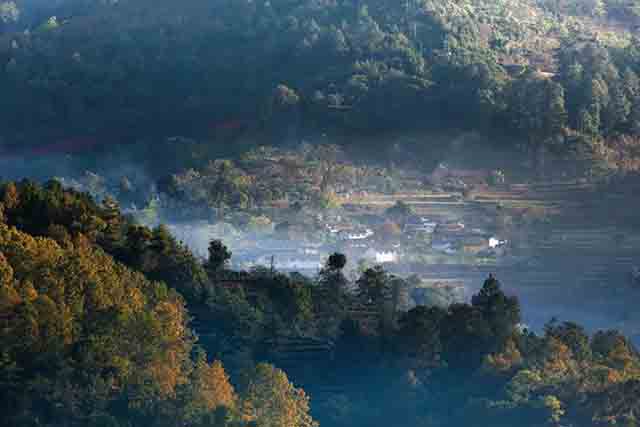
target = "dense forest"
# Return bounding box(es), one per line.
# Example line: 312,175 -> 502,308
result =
1,180 -> 639,427
0,180 -> 317,427
3,1 -> 640,426
2,0 -> 640,174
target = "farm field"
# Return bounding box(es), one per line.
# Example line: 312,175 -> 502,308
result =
349,180 -> 640,341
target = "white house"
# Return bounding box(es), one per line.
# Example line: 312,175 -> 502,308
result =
376,251 -> 399,263
341,228 -> 374,241
489,237 -> 507,249
364,248 -> 399,264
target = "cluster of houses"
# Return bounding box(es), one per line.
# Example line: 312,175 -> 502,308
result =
322,212 -> 508,267
392,214 -> 508,258
233,239 -> 326,273
325,224 -> 375,242
185,210 -> 509,276
207,197 -> 509,275
429,221 -> 508,257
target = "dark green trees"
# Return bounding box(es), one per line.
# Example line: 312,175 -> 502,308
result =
471,274 -> 521,348
316,253 -> 350,336
0,222 -> 196,426
320,253 -> 349,300
357,265 -> 391,304
506,74 -> 567,170
2,0 -> 638,171
206,239 -> 233,276
0,181 -> 323,427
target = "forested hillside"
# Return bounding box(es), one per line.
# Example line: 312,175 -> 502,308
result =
3,1 -> 640,426
2,181 -> 640,427
1,0 -> 640,173
0,180 -> 317,427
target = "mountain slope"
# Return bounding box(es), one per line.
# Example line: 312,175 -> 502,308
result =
0,0 -> 639,175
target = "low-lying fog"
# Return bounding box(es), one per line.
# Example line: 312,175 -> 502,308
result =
166,220 -> 640,345
3,153 -> 639,345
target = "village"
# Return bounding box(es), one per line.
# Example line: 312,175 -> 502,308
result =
168,162 -> 514,277
61,138 -> 640,338
164,150 -> 640,344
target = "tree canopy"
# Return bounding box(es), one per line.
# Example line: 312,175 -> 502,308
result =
2,0 -> 640,175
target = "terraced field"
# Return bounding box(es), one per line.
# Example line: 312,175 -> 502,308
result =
350,181 -> 640,341
243,179 -> 640,401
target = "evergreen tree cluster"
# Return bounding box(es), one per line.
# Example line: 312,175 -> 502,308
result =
1,0 -> 640,172
1,181 -> 640,427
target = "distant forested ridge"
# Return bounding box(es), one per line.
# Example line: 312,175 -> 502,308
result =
1,181 -> 640,427
1,0 -> 640,172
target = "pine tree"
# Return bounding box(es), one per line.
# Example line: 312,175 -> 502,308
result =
206,240 -> 232,276
240,364 -> 317,427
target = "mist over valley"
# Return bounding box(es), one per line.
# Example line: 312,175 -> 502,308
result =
2,0 -> 640,426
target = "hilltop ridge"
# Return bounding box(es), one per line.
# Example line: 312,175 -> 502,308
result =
1,0 -> 640,175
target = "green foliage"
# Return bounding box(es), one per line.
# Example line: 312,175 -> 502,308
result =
0,182 -> 322,427
1,183 -> 640,427
0,1 -> 19,23
206,240 -> 232,276
1,0 -> 640,176
160,144 -> 394,217
506,73 -> 567,148
357,265 -> 391,304
396,305 -> 446,367
0,180 -> 209,302
0,221 -> 196,426
256,269 -> 316,333
472,274 -> 521,346
327,253 -> 348,271
240,363 -> 317,427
